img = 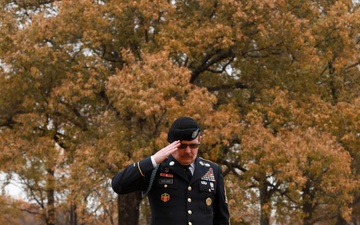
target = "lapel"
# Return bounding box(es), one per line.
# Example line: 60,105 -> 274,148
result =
163,156 -> 213,184
163,155 -> 188,181
191,158 -> 212,184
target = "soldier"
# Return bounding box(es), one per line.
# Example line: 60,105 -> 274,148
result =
112,117 -> 230,225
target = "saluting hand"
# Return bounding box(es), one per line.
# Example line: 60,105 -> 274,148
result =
152,140 -> 181,164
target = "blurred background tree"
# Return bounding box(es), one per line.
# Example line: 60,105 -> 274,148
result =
0,0 -> 359,224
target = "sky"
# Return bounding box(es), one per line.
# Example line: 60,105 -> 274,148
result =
0,173 -> 26,200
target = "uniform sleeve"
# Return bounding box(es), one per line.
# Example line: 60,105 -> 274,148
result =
112,156 -> 155,194
213,164 -> 231,225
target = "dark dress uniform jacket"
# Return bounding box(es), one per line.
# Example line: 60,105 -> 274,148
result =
112,155 -> 230,225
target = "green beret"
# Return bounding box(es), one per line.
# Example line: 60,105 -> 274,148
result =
167,117 -> 201,143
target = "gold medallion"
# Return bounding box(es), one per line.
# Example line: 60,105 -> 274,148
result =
206,197 -> 212,206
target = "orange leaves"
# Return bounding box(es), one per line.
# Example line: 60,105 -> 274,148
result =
238,88 -> 358,223
1,0 -> 360,224
108,51 -> 201,118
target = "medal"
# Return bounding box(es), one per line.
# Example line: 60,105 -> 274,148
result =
210,182 -> 214,190
201,168 -> 216,182
206,197 -> 212,206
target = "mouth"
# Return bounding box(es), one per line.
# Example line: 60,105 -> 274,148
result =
182,155 -> 193,159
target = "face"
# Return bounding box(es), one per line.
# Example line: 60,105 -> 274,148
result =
172,136 -> 201,166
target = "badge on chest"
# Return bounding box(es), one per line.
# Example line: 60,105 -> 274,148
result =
159,178 -> 173,185
161,193 -> 170,202
159,169 -> 174,187
201,167 -> 216,182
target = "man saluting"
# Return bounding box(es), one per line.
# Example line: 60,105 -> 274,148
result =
112,117 -> 230,225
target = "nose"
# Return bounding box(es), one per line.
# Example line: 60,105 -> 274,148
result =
184,146 -> 192,153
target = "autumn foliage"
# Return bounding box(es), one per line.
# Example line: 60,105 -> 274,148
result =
0,0 -> 360,225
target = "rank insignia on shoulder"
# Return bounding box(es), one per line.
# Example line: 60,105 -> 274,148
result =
161,193 -> 170,202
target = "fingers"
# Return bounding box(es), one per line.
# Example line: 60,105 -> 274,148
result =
153,140 -> 180,164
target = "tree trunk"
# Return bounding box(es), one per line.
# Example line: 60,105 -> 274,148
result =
335,214 -> 349,225
69,203 -> 77,225
259,180 -> 270,225
302,180 -> 313,225
117,191 -> 142,225
348,196 -> 360,225
46,168 -> 55,225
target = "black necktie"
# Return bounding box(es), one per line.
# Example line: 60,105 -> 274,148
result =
184,165 -> 192,181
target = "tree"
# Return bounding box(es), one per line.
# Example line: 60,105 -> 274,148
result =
1,0 -> 360,224
0,194 -> 45,225
0,1 -> 115,223
234,90 -> 357,225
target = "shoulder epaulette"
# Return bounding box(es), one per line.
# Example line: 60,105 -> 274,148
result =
199,157 -> 218,165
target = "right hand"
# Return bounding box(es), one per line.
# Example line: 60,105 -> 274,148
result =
152,140 -> 181,164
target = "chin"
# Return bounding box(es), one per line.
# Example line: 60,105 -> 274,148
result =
181,158 -> 194,164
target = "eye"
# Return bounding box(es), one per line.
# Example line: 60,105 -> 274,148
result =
178,143 -> 200,149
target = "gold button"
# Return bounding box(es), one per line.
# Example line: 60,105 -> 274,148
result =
164,184 -> 167,188
188,210 -> 192,215
187,198 -> 192,203
188,186 -> 192,191
188,222 -> 192,225
206,197 -> 212,206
